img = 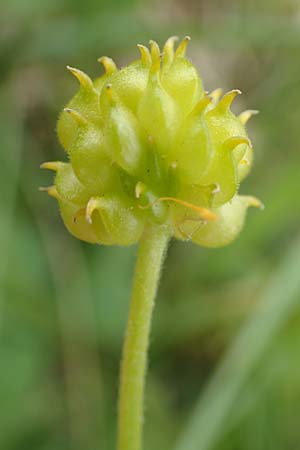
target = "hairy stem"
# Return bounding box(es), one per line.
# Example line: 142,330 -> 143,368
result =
117,225 -> 170,450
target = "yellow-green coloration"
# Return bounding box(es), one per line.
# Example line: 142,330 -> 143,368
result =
41,36 -> 263,450
41,36 -> 261,248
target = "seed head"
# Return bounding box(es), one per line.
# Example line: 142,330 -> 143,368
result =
41,37 -> 262,247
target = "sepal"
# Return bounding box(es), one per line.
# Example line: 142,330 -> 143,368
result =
191,195 -> 262,247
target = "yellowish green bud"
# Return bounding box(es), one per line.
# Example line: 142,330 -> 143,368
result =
41,36 -> 262,247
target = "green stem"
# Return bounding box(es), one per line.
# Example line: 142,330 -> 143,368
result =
117,225 -> 170,450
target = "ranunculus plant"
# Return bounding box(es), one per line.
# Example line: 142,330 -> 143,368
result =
41,36 -> 262,450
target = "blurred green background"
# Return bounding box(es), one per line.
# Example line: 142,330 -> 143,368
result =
1,1 -> 300,449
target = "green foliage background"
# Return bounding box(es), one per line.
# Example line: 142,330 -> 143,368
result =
1,1 -> 300,449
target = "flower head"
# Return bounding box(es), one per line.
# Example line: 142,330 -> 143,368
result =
41,36 -> 262,247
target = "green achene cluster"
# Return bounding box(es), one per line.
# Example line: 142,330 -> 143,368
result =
41,36 -> 262,247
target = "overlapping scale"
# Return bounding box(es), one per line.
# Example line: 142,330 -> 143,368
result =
42,36 -> 261,248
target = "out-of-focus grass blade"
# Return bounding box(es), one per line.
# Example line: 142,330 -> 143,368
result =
0,88 -> 23,330
174,234 -> 300,450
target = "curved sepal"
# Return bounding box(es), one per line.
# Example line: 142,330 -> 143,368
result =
85,195 -> 145,246
138,62 -> 180,155
169,97 -> 213,184
162,37 -> 203,115
104,60 -> 149,114
203,97 -> 251,205
57,66 -> 100,151
54,162 -> 91,206
191,195 -> 263,248
59,200 -> 107,244
68,121 -> 118,192
103,86 -> 146,175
